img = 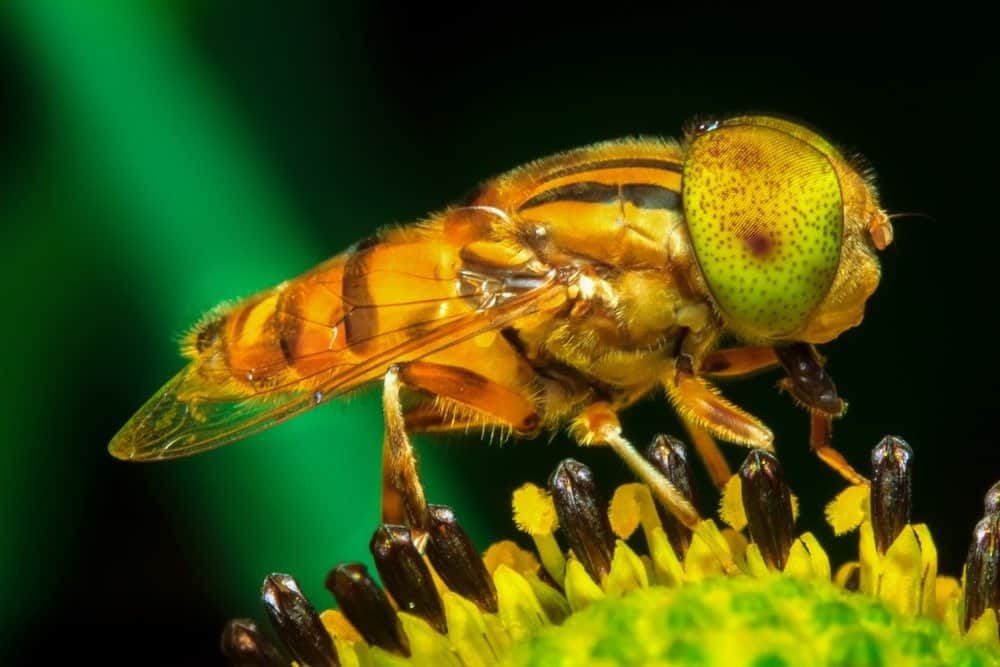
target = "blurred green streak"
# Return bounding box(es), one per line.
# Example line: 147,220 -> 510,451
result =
6,1 -> 467,622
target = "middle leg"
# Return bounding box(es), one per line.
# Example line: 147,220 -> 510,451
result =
572,402 -> 701,528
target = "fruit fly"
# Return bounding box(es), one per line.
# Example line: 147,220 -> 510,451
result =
110,115 -> 893,530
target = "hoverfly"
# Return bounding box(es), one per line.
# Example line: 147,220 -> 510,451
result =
110,115 -> 893,530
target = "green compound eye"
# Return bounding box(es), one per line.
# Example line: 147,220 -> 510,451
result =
683,119 -> 844,340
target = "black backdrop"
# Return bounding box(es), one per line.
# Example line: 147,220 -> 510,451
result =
4,3 -> 998,664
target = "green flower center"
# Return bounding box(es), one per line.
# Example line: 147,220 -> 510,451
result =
503,576 -> 998,667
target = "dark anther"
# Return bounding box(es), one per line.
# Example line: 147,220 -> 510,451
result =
549,458 -> 615,582
220,618 -> 285,667
985,481 -> 1000,516
870,435 -> 913,554
646,434 -> 698,556
775,343 -> 844,416
739,450 -> 795,571
425,505 -> 498,613
370,524 -> 448,634
260,573 -> 340,667
964,512 -> 1000,631
325,563 -> 410,656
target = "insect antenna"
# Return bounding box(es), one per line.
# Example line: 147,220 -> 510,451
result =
887,211 -> 936,223
878,211 -> 936,255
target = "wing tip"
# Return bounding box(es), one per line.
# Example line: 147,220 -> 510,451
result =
107,434 -> 137,461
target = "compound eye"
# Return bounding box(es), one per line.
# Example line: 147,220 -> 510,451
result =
682,121 -> 843,340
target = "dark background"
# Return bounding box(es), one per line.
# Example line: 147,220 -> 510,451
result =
3,3 -> 996,664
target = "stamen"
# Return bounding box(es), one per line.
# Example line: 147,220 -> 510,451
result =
512,483 -> 566,583
549,459 -> 615,583
964,510 -> 1000,630
870,436 -> 913,555
325,563 -> 410,656
739,450 -> 794,570
985,481 -> 1000,516
220,618 -> 285,667
260,573 -> 340,667
425,504 -> 499,613
369,524 -> 448,634
646,434 -> 698,556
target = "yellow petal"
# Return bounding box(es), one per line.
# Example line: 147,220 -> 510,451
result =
605,540 -> 650,596
646,525 -> 685,587
718,475 -> 746,530
564,557 -> 605,612
512,483 -> 559,534
824,484 -> 870,535
685,520 -> 740,580
744,543 -> 771,577
482,540 -> 540,576
879,525 -> 923,616
912,523 -> 938,616
481,611 -> 511,659
720,528 -> 749,567
494,564 -> 549,642
966,608 -> 1000,651
858,521 -> 879,595
442,591 -> 496,667
936,576 -> 964,636
524,571 -> 571,624
783,532 -> 831,581
391,613 -> 460,667
333,637 -> 373,667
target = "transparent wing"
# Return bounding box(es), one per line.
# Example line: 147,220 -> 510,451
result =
109,277 -> 562,461
108,368 -> 319,460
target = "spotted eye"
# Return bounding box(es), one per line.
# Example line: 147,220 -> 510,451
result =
682,118 -> 844,340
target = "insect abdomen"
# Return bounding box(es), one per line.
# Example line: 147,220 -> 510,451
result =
185,234 -> 483,397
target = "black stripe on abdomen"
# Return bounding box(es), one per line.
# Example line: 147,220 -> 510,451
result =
519,181 -> 680,212
540,157 -> 682,183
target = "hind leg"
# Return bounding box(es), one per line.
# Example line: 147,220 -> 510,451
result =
380,361 -> 541,534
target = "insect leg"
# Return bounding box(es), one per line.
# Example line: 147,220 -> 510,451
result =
808,413 -> 867,485
680,418 -> 732,489
774,343 -> 845,416
380,361 -> 542,532
663,356 -> 775,450
573,402 -> 701,528
382,366 -> 431,533
687,346 -> 782,487
700,346 -> 780,377
773,344 -> 868,485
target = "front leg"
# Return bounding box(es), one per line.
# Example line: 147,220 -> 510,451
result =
774,343 -> 867,485
572,402 -> 700,528
700,343 -> 866,485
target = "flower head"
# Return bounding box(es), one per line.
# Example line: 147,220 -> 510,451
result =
222,435 -> 1000,666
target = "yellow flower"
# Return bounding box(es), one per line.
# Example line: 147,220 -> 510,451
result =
222,435 -> 1000,666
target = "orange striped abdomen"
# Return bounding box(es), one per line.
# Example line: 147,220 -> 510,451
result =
188,236 -> 476,399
